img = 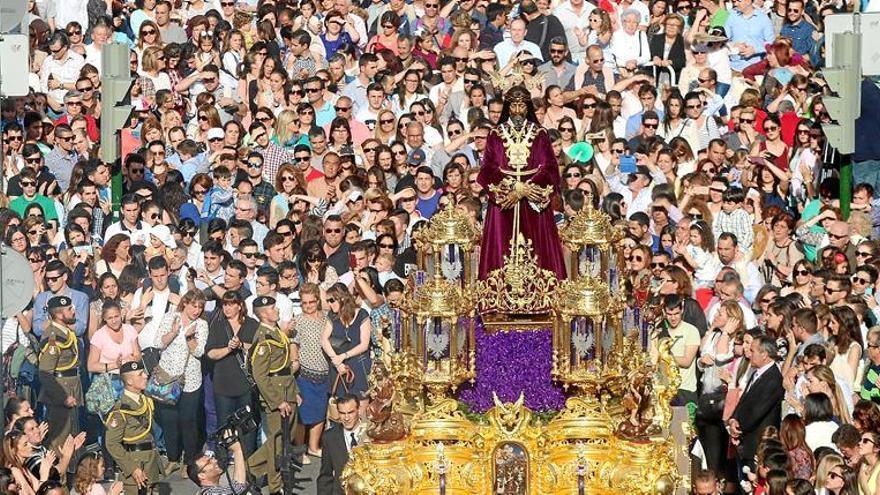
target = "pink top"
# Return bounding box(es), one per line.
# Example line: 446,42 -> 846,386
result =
91,325 -> 140,372
86,483 -> 108,495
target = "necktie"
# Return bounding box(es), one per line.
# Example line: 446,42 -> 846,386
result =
744,370 -> 758,393
350,432 -> 358,448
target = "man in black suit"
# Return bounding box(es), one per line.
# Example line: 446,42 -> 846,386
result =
317,394 -> 362,495
728,335 -> 784,472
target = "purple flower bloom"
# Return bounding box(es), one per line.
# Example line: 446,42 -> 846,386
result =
458,320 -> 567,413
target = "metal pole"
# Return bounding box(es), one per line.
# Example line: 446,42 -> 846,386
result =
0,31 -> 7,434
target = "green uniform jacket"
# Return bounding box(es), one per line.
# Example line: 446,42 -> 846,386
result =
104,393 -> 163,482
250,323 -> 297,411
37,322 -> 82,405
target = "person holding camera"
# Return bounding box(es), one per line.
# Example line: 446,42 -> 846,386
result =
247,296 -> 298,495
187,432 -> 248,494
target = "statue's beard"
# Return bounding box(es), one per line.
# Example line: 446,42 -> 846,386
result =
510,114 -> 526,126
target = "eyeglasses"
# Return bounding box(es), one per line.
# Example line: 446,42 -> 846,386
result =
77,85 -> 93,92
651,262 -> 667,269
277,230 -> 294,237
549,49 -> 566,54
68,29 -> 82,36
591,58 -> 604,63
25,157 -> 41,163
379,243 -> 395,249
380,118 -> 395,124
797,129 -> 810,135
643,122 -> 658,129
208,137 -> 223,143
559,127 -> 575,132
825,287 -> 844,294
829,233 -> 848,240
20,181 -> 36,187
57,135 -> 74,142
583,103 -> 596,109
740,118 -> 754,124
686,104 -> 702,109
29,257 -> 44,263
698,78 -> 712,84
858,251 -> 873,258
611,148 -> 624,154
861,437 -> 876,445
628,255 -> 644,262
324,228 -> 342,234
764,125 -> 780,132
247,161 -> 263,168
241,252 -> 258,258
142,29 -> 157,35
335,106 -> 351,112
295,156 -> 311,162
853,276 -> 871,285
564,173 -> 582,178
45,274 -> 63,282
795,269 -> 810,276
305,88 -> 321,94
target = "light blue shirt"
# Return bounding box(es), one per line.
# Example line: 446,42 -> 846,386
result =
625,109 -> 665,140
314,100 -> 336,128
32,288 -> 90,338
724,8 -> 775,71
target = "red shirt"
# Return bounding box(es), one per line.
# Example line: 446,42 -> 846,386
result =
54,113 -> 99,142
304,167 -> 324,183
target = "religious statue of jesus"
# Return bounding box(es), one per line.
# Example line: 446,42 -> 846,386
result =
477,84 -> 567,280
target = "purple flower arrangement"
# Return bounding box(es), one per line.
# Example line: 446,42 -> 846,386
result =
458,321 -> 567,413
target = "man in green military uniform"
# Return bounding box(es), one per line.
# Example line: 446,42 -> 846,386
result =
105,361 -> 163,495
247,296 -> 298,495
38,295 -> 82,450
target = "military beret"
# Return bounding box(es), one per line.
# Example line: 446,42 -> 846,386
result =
47,296 -> 72,310
120,361 -> 144,374
253,296 -> 276,309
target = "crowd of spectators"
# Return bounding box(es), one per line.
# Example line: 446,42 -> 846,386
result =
0,0 -> 875,491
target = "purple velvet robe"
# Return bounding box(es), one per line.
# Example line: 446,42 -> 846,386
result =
477,126 -> 567,280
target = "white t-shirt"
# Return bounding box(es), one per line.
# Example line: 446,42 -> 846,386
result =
246,292 -> 295,325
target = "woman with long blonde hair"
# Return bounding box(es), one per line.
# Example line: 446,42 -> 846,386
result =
373,109 -> 398,145
804,365 -> 852,423
135,21 -> 164,70
272,109 -> 302,150
188,104 -> 222,143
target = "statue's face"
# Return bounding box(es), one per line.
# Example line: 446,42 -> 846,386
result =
509,101 -> 528,119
